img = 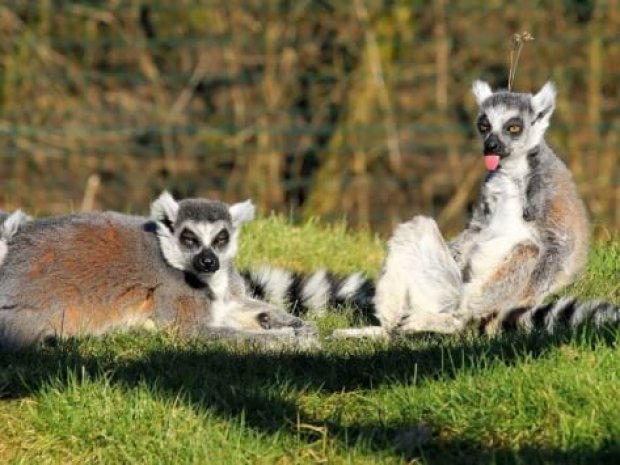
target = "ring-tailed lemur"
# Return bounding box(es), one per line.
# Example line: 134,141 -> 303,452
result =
0,210 -> 30,266
244,81 -> 619,337
0,193 -> 316,350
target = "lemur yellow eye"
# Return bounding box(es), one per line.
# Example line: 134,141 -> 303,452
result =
507,124 -> 522,134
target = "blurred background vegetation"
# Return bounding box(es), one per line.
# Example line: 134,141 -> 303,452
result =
0,0 -> 618,235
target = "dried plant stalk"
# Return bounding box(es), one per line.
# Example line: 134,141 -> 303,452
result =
508,31 -> 534,91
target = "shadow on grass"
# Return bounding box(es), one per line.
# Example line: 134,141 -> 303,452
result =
345,423 -> 620,465
0,327 -> 618,463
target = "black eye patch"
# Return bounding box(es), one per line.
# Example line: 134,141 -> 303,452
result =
180,228 -> 200,249
504,117 -> 524,136
212,229 -> 230,248
477,115 -> 491,133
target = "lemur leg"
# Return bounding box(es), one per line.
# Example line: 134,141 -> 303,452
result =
215,296 -> 314,331
152,289 -> 318,348
330,216 -> 465,340
526,233 -> 573,298
330,312 -> 463,339
458,241 -> 541,331
375,216 -> 464,333
330,326 -> 389,340
448,193 -> 489,268
193,297 -> 318,349
397,311 -> 465,334
448,227 -> 480,270
178,324 -> 316,350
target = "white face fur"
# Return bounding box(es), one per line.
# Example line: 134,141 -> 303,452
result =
472,80 -> 557,164
150,191 -> 255,279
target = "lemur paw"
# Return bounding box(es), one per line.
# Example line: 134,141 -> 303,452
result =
294,321 -> 318,337
522,207 -> 536,222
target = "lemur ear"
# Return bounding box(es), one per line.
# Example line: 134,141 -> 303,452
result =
1,210 -> 30,240
531,81 -> 557,124
472,80 -> 493,106
229,200 -> 255,228
150,191 -> 179,228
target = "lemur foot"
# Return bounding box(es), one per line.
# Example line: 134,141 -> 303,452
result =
522,206 -> 537,222
329,326 -> 389,340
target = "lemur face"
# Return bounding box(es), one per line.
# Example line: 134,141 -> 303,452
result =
150,192 -> 255,279
174,218 -> 231,274
472,80 -> 556,171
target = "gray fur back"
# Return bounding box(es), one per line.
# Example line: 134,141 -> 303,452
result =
0,212 -> 188,348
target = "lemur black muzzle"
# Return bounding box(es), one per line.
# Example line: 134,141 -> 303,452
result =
483,133 -> 506,172
483,134 -> 505,156
193,249 -> 219,273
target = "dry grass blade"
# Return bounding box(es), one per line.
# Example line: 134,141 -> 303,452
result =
508,31 -> 534,91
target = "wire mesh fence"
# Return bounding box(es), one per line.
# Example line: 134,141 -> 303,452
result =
0,0 -> 618,235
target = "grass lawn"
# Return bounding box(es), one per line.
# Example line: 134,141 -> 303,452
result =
0,217 -> 618,464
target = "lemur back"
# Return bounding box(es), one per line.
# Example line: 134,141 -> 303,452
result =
0,194 -> 310,350
521,142 -> 589,294
0,213 -> 168,346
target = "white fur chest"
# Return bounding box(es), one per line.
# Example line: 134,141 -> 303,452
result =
483,172 -> 528,235
209,270 -> 230,300
207,271 -> 232,327
468,171 -> 537,280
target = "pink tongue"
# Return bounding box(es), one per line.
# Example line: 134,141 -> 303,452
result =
484,154 -> 500,171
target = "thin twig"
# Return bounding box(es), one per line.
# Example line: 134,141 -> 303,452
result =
508,31 -> 534,91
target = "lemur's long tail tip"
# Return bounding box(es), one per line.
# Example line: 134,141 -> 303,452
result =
496,297 -> 620,334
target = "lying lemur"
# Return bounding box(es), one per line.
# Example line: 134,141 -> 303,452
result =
0,193 -> 315,350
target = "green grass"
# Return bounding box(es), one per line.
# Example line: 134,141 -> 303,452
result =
0,217 -> 618,464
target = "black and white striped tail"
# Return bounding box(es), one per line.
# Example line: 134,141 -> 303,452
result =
241,267 -> 379,324
486,297 -> 620,334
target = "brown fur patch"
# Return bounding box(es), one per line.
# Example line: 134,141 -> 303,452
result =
174,296 -> 201,328
135,292 -> 155,315
482,243 -> 540,292
63,223 -> 137,273
105,226 -> 119,241
58,307 -> 81,335
516,286 -> 539,306
27,263 -> 42,279
48,286 -> 157,337
14,218 -> 167,342
114,285 -> 155,315
545,180 -> 588,241
42,251 -> 55,265
28,249 -> 56,278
